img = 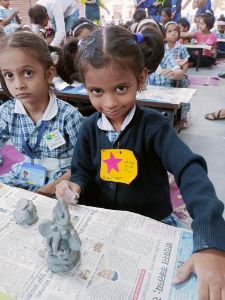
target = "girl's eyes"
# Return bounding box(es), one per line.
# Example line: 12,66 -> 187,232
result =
115,86 -> 128,93
3,72 -> 13,80
24,70 -> 33,77
91,88 -> 104,95
91,86 -> 128,95
2,70 -> 33,79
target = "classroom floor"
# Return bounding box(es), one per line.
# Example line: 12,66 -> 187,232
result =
180,61 -> 225,215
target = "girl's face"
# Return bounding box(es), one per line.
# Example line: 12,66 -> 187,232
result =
165,24 -> 179,43
217,25 -> 225,34
0,48 -> 55,106
161,12 -> 170,25
1,0 -> 10,9
198,18 -> 208,33
84,63 -> 147,130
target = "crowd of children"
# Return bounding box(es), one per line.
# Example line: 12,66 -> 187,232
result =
0,2 -> 225,299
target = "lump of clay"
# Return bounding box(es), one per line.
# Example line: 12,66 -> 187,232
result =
38,199 -> 81,273
14,198 -> 38,225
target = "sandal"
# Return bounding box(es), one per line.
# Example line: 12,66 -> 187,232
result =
205,109 -> 225,120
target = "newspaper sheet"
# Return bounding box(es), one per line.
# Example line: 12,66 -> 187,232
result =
0,184 -> 197,300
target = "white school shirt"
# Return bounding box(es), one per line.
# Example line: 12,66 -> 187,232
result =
36,0 -> 78,46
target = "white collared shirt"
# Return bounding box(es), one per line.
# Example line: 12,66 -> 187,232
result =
14,91 -> 58,122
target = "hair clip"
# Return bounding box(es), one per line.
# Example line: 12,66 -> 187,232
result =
84,37 -> 96,51
78,39 -> 83,47
164,21 -> 177,30
50,51 -> 59,64
134,32 -> 144,44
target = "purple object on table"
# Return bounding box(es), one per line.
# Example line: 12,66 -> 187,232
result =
0,145 -> 24,175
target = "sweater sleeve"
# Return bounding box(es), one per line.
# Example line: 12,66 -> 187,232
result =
152,120 -> 225,253
70,120 -> 98,201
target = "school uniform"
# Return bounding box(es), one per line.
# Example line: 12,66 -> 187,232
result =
0,5 -> 18,24
0,92 -> 83,190
0,5 -> 21,34
165,41 -> 190,88
71,105 -> 225,253
148,50 -> 180,87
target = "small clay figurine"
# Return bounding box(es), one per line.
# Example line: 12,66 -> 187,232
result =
14,198 -> 38,225
38,199 -> 81,273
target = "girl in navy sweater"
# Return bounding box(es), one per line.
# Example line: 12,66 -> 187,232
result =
55,26 -> 225,299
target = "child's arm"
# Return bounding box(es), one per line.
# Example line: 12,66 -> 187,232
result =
180,60 -> 189,73
36,170 -> 72,197
180,31 -> 195,39
173,248 -> 225,298
136,0 -> 147,7
0,9 -> 20,26
161,67 -> 185,80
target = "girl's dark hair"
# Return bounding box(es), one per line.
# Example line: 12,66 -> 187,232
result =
178,17 -> 190,30
56,26 -> 164,84
133,8 -> 147,23
199,12 -> 215,30
72,18 -> 98,38
217,15 -> 225,22
28,4 -> 48,25
0,31 -> 54,97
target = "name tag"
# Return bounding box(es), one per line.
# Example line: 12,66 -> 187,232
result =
44,130 -> 66,150
100,149 -> 137,184
20,162 -> 46,187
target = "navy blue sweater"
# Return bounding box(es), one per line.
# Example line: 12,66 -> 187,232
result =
71,106 -> 225,253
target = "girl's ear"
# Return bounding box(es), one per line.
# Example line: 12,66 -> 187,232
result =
46,66 -> 56,83
138,67 -> 148,90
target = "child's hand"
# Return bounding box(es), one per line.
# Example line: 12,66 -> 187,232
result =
55,180 -> 81,205
173,248 -> 225,299
161,68 -> 177,79
11,9 -> 20,18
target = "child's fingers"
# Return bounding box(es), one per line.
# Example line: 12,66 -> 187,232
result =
172,256 -> 194,284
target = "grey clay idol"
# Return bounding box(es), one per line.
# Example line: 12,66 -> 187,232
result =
38,199 -> 81,273
14,198 -> 38,225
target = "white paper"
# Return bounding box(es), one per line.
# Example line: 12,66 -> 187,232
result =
136,86 -> 196,104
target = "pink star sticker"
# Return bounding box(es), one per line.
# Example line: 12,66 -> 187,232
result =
103,152 -> 122,174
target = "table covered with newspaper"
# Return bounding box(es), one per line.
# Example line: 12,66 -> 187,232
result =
0,184 -> 197,300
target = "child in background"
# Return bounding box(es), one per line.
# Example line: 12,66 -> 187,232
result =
0,0 -> 22,34
55,26 -> 225,299
72,17 -> 98,40
164,21 -> 190,126
164,21 -> 189,76
136,19 -> 186,87
181,12 -> 217,67
213,15 -> 225,58
161,7 -> 172,25
0,31 -> 83,196
178,17 -> 191,44
214,15 -> 225,39
132,8 -> 146,24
